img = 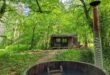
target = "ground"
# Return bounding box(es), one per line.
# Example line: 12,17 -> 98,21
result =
0,49 -> 63,75
37,50 -> 61,63
0,49 -> 109,75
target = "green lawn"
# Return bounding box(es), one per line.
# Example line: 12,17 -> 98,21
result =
0,49 -> 46,75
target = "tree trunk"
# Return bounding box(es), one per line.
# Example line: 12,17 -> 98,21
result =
36,0 -> 43,13
80,0 -> 93,31
84,32 -> 88,48
0,0 -> 6,18
29,25 -> 36,50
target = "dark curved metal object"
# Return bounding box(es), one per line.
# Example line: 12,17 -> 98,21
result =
90,1 -> 101,6
24,61 -> 106,75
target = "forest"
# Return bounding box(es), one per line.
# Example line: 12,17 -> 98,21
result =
0,0 -> 110,75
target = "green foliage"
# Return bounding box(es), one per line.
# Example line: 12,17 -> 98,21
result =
102,47 -> 110,59
55,49 -> 81,61
100,0 -> 110,62
0,50 -> 46,75
0,0 -> 94,50
54,48 -> 94,63
103,58 -> 110,74
5,44 -> 29,52
0,0 -> 110,74
80,49 -> 94,63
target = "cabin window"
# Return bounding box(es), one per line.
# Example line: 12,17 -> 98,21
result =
62,38 -> 68,47
56,38 -> 61,43
54,38 -> 61,47
62,38 -> 68,43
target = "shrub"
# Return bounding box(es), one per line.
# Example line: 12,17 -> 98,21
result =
103,58 -> 110,75
80,49 -> 94,63
5,44 -> 30,52
55,49 -> 81,61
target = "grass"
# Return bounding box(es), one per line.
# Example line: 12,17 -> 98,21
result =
0,48 -> 110,75
0,49 -> 46,75
54,49 -> 81,61
54,48 -> 110,75
54,48 -> 94,63
103,58 -> 110,74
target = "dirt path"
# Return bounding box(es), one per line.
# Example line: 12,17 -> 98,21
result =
37,50 -> 61,63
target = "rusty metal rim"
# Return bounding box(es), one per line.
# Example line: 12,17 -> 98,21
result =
23,61 -> 107,75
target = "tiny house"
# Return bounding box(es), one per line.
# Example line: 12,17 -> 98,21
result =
50,34 -> 80,49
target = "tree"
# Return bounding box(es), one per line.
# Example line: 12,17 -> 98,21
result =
0,0 -> 6,18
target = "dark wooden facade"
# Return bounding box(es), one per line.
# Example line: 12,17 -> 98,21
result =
50,34 -> 80,49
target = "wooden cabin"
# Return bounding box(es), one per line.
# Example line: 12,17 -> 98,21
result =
50,34 -> 80,49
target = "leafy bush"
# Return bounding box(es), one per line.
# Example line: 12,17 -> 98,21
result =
54,49 -> 94,64
55,49 -> 81,61
103,58 -> 110,75
0,50 -> 46,75
103,47 -> 110,59
5,44 -> 30,52
80,49 -> 94,63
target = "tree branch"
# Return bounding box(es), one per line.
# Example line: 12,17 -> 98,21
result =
80,0 -> 93,31
36,0 -> 43,13
0,0 -> 6,18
